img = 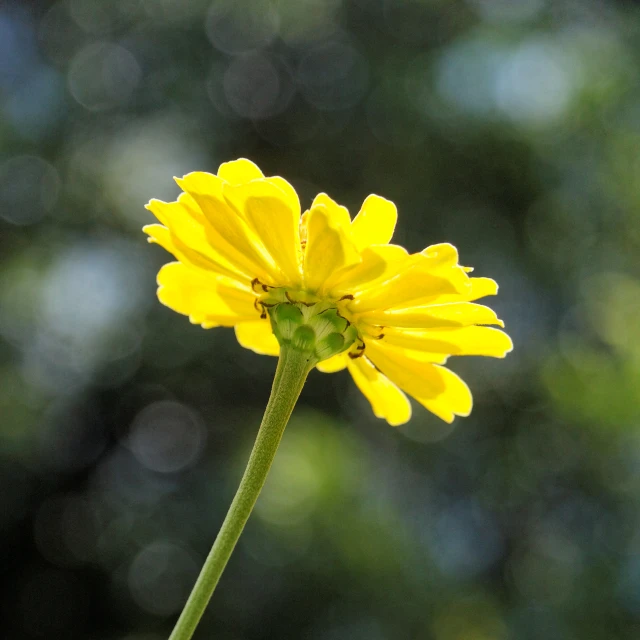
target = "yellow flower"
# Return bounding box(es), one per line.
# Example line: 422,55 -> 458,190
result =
144,158 -> 512,426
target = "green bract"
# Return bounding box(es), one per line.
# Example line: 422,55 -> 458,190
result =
268,301 -> 358,367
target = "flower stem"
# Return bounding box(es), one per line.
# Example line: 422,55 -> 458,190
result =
169,345 -> 314,640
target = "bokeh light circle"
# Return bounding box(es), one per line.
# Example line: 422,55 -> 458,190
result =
205,0 -> 279,54
223,52 -> 294,120
297,40 -> 369,111
68,42 -> 141,111
0,155 -> 59,226
127,400 -> 207,473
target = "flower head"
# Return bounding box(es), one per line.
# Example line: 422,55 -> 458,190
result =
144,159 -> 512,425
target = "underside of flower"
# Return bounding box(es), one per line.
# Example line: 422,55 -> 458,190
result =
252,282 -> 358,366
267,301 -> 358,366
144,158 -> 513,425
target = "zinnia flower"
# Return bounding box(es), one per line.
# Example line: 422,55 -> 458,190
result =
144,158 -> 512,425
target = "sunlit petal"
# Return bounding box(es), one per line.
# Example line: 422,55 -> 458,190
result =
176,172 -> 283,284
223,179 -> 302,285
350,194 -> 397,251
316,353 -> 348,373
145,199 -> 249,283
361,302 -> 504,329
325,244 -> 409,294
419,277 -> 499,305
303,204 -> 361,292
235,320 -> 280,356
347,356 -> 412,426
381,325 -> 514,357
157,262 -> 257,327
217,158 -> 264,185
365,340 -> 472,423
310,193 -> 352,232
350,245 -> 470,312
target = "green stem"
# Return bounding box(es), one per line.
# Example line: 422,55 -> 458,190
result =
169,345 -> 314,640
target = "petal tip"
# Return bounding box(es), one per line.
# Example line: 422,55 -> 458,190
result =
173,175 -> 193,191
388,414 -> 411,427
498,331 -> 514,356
457,407 -> 472,419
145,198 -> 166,210
504,336 -> 514,355
364,193 -> 397,207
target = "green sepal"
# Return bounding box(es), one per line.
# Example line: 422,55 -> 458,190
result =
267,301 -> 358,367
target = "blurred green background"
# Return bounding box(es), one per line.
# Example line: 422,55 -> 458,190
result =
2,0 -> 640,638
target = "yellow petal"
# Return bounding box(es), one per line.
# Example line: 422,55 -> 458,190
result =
364,341 -> 472,423
421,277 -> 499,305
380,326 -> 514,357
358,338 -> 449,364
347,356 -> 412,426
217,158 -> 264,185
145,199 -> 249,282
422,243 -> 461,265
404,350 -> 449,364
145,198 -> 207,249
265,176 -> 301,212
175,171 -> 224,198
177,192 -> 207,225
223,179 -> 302,284
303,204 -> 361,292
467,277 -> 498,299
310,193 -> 352,232
143,223 -> 209,270
235,320 -> 280,356
157,262 -> 257,326
144,224 -> 247,284
350,195 -> 397,251
360,302 -> 504,329
316,353 -> 348,373
418,367 -> 473,423
350,246 -> 469,313
325,244 -> 409,294
177,172 -> 282,284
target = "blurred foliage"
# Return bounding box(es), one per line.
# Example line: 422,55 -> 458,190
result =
2,0 -> 640,638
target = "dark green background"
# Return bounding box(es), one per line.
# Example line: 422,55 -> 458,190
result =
2,0 -> 640,638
